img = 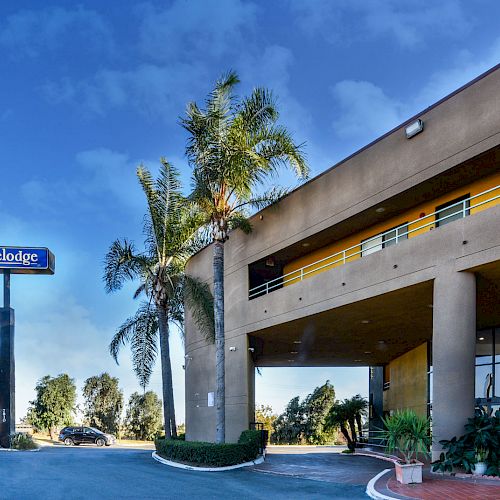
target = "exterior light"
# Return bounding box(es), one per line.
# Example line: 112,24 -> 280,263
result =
265,257 -> 275,267
361,320 -> 370,324
354,359 -> 362,362
479,337 -> 485,341
293,340 -> 302,344
405,119 -> 424,139
302,242 -> 310,247
378,340 -> 385,344
290,351 -> 298,355
375,207 -> 385,214
364,351 -> 372,354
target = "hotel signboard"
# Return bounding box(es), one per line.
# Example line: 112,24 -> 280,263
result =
0,247 -> 55,275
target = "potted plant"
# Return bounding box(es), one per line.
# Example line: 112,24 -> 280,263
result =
381,409 -> 431,484
473,447 -> 488,476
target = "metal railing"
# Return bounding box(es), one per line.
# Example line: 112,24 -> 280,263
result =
249,184 -> 500,299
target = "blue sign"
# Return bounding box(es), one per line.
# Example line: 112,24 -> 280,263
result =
0,247 -> 55,275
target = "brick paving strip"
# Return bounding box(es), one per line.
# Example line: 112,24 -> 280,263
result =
371,464 -> 500,500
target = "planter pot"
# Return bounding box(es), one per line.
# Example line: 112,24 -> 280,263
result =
473,462 -> 487,476
395,461 -> 423,484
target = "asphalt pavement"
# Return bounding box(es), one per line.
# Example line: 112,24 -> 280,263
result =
0,445 -> 383,499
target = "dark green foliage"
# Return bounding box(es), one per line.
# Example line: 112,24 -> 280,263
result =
124,391 -> 163,441
10,433 -> 38,450
272,381 -> 336,444
155,430 -> 261,467
325,395 -> 368,451
238,430 -> 262,456
26,374 -> 76,438
432,408 -> 500,476
82,373 -> 123,434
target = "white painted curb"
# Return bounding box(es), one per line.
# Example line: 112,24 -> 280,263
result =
152,451 -> 264,472
366,469 -> 398,500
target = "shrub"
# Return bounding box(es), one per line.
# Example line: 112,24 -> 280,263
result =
155,430 -> 262,467
432,408 -> 500,476
10,433 -> 38,450
381,410 -> 431,464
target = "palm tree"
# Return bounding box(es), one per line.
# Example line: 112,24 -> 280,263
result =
103,159 -> 214,439
182,71 -> 309,443
327,402 -> 355,451
327,396 -> 368,451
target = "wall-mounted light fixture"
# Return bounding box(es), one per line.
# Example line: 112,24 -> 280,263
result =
265,257 -> 275,267
229,346 -> 237,352
405,119 -> 424,139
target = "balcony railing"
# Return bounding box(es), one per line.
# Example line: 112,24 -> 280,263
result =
249,184 -> 500,299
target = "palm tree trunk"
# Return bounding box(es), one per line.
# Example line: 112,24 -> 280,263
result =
157,306 -> 177,438
340,425 -> 354,451
348,417 -> 357,444
213,240 -> 225,443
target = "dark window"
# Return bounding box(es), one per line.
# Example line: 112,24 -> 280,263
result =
435,195 -> 470,227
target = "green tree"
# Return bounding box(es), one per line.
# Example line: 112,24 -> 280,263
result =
272,396 -> 303,444
302,380 -> 336,444
103,160 -> 214,439
26,374 -> 76,439
255,404 -> 277,435
183,71 -> 308,442
82,372 -> 123,434
271,382 -> 335,445
326,394 -> 368,451
124,391 -> 162,441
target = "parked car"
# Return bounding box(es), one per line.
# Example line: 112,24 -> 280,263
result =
58,427 -> 116,447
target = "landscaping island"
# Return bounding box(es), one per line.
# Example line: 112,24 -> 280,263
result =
154,430 -> 263,469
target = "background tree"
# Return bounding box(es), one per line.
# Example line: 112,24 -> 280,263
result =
26,374 -> 76,439
271,381 -> 335,444
302,380 -> 336,444
255,404 -> 278,435
124,391 -> 163,441
183,71 -> 308,442
82,372 -> 123,435
104,160 -> 214,439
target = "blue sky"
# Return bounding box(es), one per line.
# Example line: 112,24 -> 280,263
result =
2,0 -> 500,423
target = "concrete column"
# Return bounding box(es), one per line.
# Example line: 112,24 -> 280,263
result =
0,308 -> 15,447
432,268 -> 476,460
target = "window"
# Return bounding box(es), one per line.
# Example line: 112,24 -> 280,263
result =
475,328 -> 500,404
361,223 -> 408,257
435,194 -> 470,227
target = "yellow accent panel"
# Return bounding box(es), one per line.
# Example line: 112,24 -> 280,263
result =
283,171 -> 500,282
383,343 -> 428,417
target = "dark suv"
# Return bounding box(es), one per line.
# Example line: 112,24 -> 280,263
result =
58,427 -> 116,447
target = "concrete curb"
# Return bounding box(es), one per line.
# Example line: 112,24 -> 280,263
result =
366,469 -> 398,500
151,451 -> 265,472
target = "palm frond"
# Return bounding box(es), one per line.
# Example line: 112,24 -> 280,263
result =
103,239 -> 149,293
183,275 -> 215,343
228,212 -> 252,234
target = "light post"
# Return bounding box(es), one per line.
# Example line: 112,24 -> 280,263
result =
0,247 -> 55,447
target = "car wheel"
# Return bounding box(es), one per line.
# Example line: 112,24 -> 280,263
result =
64,437 -> 74,446
96,438 -> 105,447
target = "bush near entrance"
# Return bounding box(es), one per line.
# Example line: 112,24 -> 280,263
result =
154,430 -> 261,467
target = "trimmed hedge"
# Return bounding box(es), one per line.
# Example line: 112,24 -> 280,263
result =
155,430 -> 261,467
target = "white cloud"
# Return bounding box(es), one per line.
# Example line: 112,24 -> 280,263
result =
0,5 -> 114,58
329,39 -> 500,146
136,0 -> 257,61
289,0 -> 471,48
331,80 -> 404,140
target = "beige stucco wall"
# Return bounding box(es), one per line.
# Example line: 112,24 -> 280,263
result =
383,343 -> 428,416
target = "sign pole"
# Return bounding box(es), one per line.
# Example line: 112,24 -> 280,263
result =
0,271 -> 15,446
0,247 -> 54,447
3,270 -> 10,309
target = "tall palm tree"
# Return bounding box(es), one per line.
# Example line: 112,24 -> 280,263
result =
103,159 -> 214,439
182,71 -> 309,443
